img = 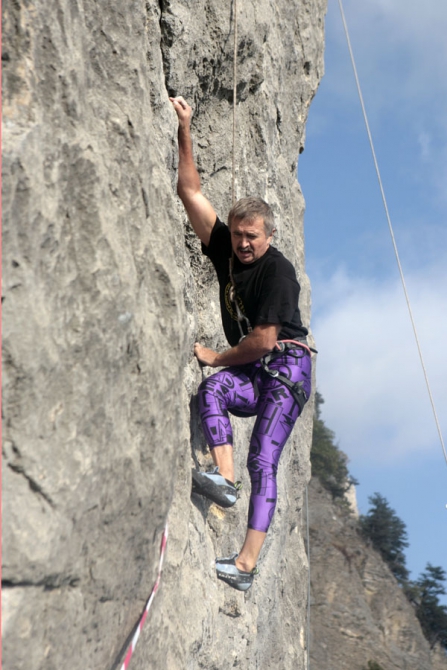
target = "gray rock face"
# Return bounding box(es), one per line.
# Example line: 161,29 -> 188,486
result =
2,1 -> 325,668
308,478 -> 447,670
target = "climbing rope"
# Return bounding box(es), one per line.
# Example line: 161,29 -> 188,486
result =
338,0 -> 447,468
118,524 -> 168,670
232,0 -> 238,205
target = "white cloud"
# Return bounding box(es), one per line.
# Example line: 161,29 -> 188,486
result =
332,0 -> 447,96
324,0 -> 447,132
431,141 -> 447,206
311,264 -> 447,466
417,131 -> 431,161
309,1 -> 447,235
303,2 -> 447,595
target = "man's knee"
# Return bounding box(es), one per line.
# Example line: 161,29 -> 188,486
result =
198,374 -> 226,412
198,374 -> 217,394
247,453 -> 277,480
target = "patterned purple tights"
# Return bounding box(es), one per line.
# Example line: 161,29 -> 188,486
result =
198,349 -> 312,533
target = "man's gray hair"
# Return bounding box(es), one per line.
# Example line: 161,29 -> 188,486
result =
228,197 -> 275,235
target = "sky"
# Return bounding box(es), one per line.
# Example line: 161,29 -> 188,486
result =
299,0 -> 447,597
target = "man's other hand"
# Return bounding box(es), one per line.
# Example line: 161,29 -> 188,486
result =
194,342 -> 219,367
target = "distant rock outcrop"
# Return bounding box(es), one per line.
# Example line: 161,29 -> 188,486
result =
308,478 -> 447,670
2,1 -> 325,668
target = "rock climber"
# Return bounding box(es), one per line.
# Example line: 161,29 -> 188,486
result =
170,96 -> 313,592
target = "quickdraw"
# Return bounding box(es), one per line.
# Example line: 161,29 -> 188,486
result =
229,254 -> 252,341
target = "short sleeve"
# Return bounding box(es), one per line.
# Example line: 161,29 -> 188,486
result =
201,218 -> 231,263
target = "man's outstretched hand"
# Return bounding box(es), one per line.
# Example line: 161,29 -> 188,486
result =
194,342 -> 219,367
169,96 -> 192,126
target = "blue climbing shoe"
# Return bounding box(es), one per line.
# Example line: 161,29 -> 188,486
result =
191,467 -> 240,508
215,553 -> 258,591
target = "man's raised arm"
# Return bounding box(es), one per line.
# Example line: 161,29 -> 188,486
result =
170,96 -> 216,247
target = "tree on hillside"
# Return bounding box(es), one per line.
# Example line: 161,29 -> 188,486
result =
310,391 -> 358,499
360,493 -> 409,583
409,564 -> 447,650
311,394 -> 447,652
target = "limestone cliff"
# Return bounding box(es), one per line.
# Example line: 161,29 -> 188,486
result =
308,478 -> 447,670
2,1 -> 325,668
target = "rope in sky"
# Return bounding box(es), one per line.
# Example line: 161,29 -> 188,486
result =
337,0 -> 447,470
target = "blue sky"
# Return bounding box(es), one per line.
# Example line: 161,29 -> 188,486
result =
299,0 -> 447,596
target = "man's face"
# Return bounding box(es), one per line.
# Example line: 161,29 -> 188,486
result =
230,216 -> 273,264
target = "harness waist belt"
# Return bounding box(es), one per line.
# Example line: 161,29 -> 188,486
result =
275,339 -> 318,356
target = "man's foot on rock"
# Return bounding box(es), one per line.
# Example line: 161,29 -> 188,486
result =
191,467 -> 241,508
215,553 -> 258,591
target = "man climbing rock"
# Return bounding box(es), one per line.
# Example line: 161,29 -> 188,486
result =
170,96 -> 312,592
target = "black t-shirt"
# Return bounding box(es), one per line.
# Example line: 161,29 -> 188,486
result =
202,218 -> 308,347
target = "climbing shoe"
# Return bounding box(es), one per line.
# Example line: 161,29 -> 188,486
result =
215,553 -> 258,591
191,467 -> 241,508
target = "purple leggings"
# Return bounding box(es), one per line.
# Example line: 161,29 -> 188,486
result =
198,348 -> 312,533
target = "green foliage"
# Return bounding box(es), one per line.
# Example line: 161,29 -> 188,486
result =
311,392 -> 447,652
361,499 -> 447,649
360,493 -> 409,583
310,391 -> 358,499
407,564 -> 447,650
364,662 -> 385,670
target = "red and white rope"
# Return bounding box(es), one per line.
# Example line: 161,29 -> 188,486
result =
275,339 -> 313,357
120,524 -> 168,670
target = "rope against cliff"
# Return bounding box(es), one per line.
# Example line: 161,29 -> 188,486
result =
117,524 -> 168,670
338,0 -> 447,469
232,0 -> 238,205
231,4 -> 314,663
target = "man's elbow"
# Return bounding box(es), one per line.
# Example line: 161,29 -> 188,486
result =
257,330 -> 279,354
264,339 -> 277,354
177,183 -> 199,206
177,183 -> 188,201
269,326 -> 282,349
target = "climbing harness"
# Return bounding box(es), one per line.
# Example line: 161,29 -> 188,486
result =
256,340 -> 315,413
228,261 -> 316,384
230,240 -> 315,408
338,0 -> 447,469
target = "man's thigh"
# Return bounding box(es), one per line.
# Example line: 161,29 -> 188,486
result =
209,364 -> 259,417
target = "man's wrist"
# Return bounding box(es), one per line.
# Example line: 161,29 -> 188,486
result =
178,120 -> 191,133
213,352 -> 223,367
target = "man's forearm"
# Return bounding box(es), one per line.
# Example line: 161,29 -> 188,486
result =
170,96 -> 217,246
177,122 -> 201,199
215,336 -> 272,366
194,325 -> 280,368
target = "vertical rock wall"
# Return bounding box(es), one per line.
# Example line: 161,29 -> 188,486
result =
308,478 -> 447,670
2,1 -> 326,668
